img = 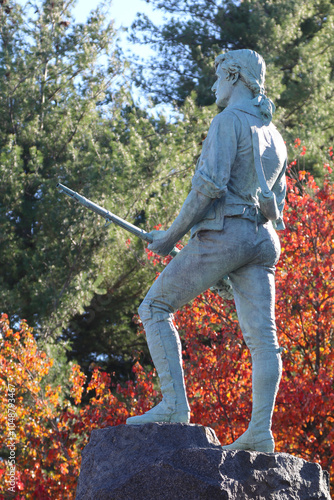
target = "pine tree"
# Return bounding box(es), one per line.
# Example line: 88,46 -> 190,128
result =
61,96 -> 214,378
0,0 -> 120,334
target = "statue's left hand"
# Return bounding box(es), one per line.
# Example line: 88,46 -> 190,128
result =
147,229 -> 175,257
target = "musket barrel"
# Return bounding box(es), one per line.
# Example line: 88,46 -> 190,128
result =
57,183 -> 154,244
56,184 -> 183,255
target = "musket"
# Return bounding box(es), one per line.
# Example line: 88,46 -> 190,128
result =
56,183 -> 180,257
57,183 -> 234,299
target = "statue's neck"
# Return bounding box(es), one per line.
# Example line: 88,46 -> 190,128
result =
227,83 -> 254,107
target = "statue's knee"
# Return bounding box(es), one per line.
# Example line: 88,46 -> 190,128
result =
241,325 -> 279,356
138,300 -> 151,325
138,299 -> 172,326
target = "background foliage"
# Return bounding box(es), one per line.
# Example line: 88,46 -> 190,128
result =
1,169 -> 333,498
0,0 -> 211,381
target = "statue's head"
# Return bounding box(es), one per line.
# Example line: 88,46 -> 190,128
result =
213,49 -> 275,124
215,49 -> 266,97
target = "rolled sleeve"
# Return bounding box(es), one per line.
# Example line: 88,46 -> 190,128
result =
191,111 -> 240,199
192,170 -> 227,198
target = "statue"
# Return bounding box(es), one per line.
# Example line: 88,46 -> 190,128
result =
126,49 -> 287,454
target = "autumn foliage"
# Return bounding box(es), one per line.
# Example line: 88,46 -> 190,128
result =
0,317 -> 155,499
1,163 -> 333,498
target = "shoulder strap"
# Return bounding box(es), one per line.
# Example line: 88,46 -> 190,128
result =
249,124 -> 271,197
243,112 -> 271,196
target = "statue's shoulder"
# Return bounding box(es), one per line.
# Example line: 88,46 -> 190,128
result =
210,108 -> 244,129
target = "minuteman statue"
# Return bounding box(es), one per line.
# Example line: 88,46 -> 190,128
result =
126,49 -> 287,454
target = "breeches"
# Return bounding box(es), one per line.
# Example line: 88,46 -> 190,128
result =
139,217 -> 281,355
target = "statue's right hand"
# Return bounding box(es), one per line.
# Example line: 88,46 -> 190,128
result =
147,229 -> 176,257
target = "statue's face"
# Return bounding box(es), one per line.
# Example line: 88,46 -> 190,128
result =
212,64 -> 234,107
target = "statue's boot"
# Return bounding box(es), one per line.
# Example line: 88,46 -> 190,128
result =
223,350 -> 282,452
126,308 -> 190,425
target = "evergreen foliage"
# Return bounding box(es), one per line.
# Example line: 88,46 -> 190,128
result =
0,0 -> 119,332
61,97 -> 214,378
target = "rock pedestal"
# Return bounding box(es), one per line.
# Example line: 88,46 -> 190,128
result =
75,423 -> 331,500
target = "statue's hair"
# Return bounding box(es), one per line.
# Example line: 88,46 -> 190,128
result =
215,49 -> 275,124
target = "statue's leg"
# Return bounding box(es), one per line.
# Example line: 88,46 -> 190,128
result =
126,227 -> 244,425
223,224 -> 282,452
126,300 -> 191,425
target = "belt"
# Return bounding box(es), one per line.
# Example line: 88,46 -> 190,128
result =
225,206 -> 268,232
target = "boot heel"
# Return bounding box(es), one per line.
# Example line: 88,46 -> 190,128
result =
222,429 -> 274,453
253,438 -> 274,453
170,412 -> 190,424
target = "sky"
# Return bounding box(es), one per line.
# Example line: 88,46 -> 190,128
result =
73,0 -> 166,58
73,0 -> 164,28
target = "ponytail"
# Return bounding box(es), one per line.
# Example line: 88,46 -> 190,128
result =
252,93 -> 276,125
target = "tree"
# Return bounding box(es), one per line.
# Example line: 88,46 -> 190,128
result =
274,163 -> 334,465
1,160 -> 333,498
130,0 -> 334,177
59,96 -> 215,379
0,0 -> 120,335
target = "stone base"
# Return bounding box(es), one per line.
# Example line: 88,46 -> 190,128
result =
75,423 -> 331,500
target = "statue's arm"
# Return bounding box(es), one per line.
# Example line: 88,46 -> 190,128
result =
147,190 -> 213,256
148,113 -> 238,256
